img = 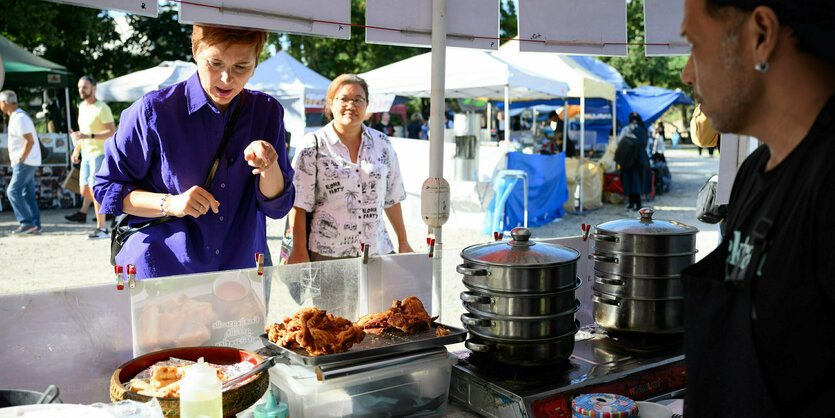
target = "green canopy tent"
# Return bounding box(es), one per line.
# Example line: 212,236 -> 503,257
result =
0,34 -> 74,167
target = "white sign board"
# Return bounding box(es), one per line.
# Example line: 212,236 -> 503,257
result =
42,0 -> 158,17
179,0 -> 351,40
365,0 -> 499,50
645,0 -> 690,56
518,0 -> 627,56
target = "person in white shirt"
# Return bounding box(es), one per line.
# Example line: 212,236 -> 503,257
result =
1,90 -> 42,234
287,74 -> 413,262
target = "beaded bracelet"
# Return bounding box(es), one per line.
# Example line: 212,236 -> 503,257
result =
160,194 -> 171,217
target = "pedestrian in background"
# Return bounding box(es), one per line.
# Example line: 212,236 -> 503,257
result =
1,90 -> 42,234
69,76 -> 116,239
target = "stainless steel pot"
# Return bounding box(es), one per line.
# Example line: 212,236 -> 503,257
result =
465,325 -> 578,367
461,278 -> 581,316
590,251 -> 695,278
592,270 -> 683,300
461,301 -> 580,340
458,228 -> 579,293
593,292 -> 683,334
592,208 -> 698,255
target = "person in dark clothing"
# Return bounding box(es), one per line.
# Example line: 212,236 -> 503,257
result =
679,0 -> 835,416
373,111 -> 396,136
618,112 -> 652,210
406,112 -> 424,139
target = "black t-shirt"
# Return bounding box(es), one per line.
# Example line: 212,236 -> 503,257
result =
373,122 -> 395,137
682,96 -> 835,416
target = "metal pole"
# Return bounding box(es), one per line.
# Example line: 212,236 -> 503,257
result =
579,90 -> 585,213
64,86 -> 76,207
429,0 -> 447,319
503,85 -> 510,145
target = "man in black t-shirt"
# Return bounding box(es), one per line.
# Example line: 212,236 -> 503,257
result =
679,0 -> 835,416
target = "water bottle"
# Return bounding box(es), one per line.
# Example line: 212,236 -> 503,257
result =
180,358 -> 222,418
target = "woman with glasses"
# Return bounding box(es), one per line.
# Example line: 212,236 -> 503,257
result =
287,74 -> 413,263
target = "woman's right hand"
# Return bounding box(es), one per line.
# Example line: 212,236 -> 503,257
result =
287,245 -> 310,264
164,186 -> 220,218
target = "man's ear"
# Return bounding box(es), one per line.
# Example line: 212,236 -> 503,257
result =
749,5 -> 780,65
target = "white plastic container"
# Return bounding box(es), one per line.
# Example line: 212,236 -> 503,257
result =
179,358 -> 222,418
269,350 -> 457,417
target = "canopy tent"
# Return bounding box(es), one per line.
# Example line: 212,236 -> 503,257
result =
570,55 -> 630,90
616,86 -> 694,126
95,60 -> 197,102
493,40 -> 616,102
246,50 -> 331,146
0,34 -> 72,88
359,47 -> 570,100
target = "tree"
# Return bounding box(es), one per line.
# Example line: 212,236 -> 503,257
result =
599,0 -> 688,90
500,0 -> 518,40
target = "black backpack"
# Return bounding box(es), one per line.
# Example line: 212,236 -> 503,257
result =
615,128 -> 641,169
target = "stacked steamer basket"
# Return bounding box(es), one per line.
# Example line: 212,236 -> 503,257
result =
457,228 -> 581,368
590,208 -> 698,335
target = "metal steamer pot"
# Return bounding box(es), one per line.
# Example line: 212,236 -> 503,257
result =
590,208 -> 698,278
465,324 -> 579,368
461,301 -> 580,340
592,270 -> 683,300
593,292 -> 684,334
458,228 -> 580,293
460,278 -> 581,317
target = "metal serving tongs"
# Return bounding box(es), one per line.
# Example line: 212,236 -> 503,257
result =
220,355 -> 288,391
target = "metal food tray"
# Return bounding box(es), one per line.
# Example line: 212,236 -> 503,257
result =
260,322 -> 466,366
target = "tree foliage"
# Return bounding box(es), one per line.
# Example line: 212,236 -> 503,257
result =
599,0 -> 688,90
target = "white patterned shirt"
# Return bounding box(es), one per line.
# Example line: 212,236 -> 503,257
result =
292,122 -> 406,257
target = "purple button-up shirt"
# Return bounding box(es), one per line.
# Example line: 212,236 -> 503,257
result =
94,72 -> 295,279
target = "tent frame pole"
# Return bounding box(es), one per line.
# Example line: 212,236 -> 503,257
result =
429,0 -> 447,319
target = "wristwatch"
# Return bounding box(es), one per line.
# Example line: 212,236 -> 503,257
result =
91,133 -> 95,139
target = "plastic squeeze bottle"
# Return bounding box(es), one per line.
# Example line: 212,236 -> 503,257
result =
180,358 -> 223,418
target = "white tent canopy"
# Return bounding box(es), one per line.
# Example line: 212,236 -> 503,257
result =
96,60 -> 197,102
247,50 -> 331,145
493,40 -> 616,101
359,47 -> 569,100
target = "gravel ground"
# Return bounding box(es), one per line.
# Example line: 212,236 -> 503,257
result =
0,145 -> 720,295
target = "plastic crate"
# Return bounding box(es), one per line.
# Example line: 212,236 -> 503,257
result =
269,349 -> 456,417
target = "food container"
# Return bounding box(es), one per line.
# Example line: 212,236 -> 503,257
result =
268,348 -> 456,417
110,346 -> 269,418
465,322 -> 578,368
461,301 -> 580,340
592,271 -> 683,300
458,228 -> 580,293
591,208 -> 698,255
572,393 -> 638,417
592,292 -> 684,334
590,251 -> 695,278
460,278 -> 581,316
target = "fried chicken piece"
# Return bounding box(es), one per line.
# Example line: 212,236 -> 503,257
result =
435,326 -> 451,336
266,307 -> 365,356
356,296 -> 437,334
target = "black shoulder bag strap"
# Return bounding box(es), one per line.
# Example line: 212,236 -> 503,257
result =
115,91 -> 246,241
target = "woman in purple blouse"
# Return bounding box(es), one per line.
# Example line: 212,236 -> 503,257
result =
94,25 -> 295,279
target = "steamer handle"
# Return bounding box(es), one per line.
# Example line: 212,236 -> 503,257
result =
589,254 -> 619,264
594,276 -> 625,286
460,292 -> 492,304
593,294 -> 622,307
461,313 -> 493,327
590,233 -> 618,242
465,340 -> 490,352
457,264 -> 488,276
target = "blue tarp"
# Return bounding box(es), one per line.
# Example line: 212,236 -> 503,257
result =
482,152 -> 568,234
615,86 -> 694,126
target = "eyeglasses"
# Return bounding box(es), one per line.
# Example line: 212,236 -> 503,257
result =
334,96 -> 367,106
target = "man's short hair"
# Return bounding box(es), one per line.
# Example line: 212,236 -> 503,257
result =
705,0 -> 835,65
0,90 -> 17,105
80,75 -> 97,86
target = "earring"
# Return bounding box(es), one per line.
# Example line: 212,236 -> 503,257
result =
754,61 -> 769,73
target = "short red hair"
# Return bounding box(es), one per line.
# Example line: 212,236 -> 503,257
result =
191,25 -> 267,61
